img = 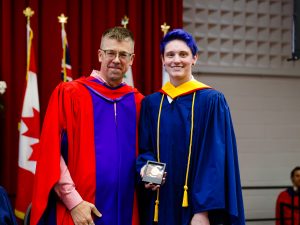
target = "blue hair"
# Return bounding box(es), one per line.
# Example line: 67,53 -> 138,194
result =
160,29 -> 198,56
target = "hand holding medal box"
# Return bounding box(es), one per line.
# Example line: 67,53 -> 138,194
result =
142,160 -> 166,185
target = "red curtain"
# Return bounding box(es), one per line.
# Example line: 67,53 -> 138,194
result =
0,0 -> 182,204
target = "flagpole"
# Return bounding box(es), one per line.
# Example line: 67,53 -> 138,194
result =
121,15 -> 134,87
23,7 -> 34,81
58,13 -> 68,82
121,15 -> 129,28
15,7 -> 40,220
161,22 -> 170,36
161,22 -> 170,86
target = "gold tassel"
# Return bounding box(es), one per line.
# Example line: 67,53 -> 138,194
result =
154,199 -> 159,222
182,185 -> 189,207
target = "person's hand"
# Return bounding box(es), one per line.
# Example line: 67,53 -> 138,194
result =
144,182 -> 161,191
140,165 -> 167,191
190,212 -> 210,225
70,200 -> 102,225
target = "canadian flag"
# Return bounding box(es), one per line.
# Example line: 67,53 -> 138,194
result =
15,23 -> 40,219
123,66 -> 134,87
162,65 -> 169,86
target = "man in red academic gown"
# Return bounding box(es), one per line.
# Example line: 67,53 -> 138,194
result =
31,27 -> 143,225
276,167 -> 300,225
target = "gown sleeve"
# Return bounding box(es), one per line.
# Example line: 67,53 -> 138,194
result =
191,91 -> 245,225
275,191 -> 284,225
30,83 -> 70,225
136,97 -> 157,174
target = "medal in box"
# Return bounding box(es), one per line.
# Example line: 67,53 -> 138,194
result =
142,160 -> 166,185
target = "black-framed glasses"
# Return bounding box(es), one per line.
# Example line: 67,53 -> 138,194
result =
100,49 -> 134,61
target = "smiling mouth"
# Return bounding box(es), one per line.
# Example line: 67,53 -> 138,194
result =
172,66 -> 183,70
108,66 -> 122,70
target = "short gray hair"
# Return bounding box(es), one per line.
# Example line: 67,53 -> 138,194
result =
102,26 -> 134,43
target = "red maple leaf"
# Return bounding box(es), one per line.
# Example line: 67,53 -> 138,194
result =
21,107 -> 40,161
21,107 -> 40,139
28,142 -> 40,161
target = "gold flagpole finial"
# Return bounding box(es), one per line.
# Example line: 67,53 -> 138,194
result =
58,13 -> 68,82
161,22 -> 170,36
23,7 -> 34,22
58,13 -> 68,26
121,15 -> 129,28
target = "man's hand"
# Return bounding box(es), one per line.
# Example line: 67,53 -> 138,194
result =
140,165 -> 167,191
70,200 -> 102,225
190,212 -> 210,225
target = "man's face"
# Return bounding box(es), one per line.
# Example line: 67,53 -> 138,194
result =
98,37 -> 134,86
162,40 -> 197,85
292,170 -> 300,188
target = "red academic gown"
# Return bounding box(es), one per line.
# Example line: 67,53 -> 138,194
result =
31,76 -> 143,225
276,188 -> 300,225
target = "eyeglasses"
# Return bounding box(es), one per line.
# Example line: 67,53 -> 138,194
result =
100,49 -> 134,61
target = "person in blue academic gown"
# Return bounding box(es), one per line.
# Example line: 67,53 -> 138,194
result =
0,186 -> 18,225
136,29 -> 245,225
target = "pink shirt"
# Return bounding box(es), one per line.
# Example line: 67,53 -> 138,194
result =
54,157 -> 83,210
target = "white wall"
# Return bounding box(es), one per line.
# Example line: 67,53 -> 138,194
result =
194,73 -> 300,224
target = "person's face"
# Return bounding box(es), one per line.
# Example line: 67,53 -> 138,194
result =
162,40 -> 197,86
98,37 -> 134,86
292,170 -> 300,188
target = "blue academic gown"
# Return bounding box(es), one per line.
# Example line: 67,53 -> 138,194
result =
136,88 -> 245,225
0,186 -> 18,225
